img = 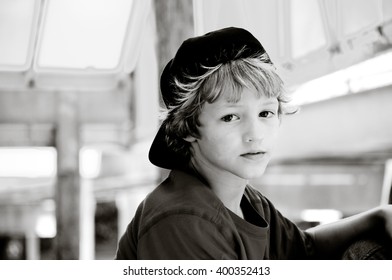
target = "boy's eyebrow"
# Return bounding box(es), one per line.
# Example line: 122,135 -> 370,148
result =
221,99 -> 279,107
261,100 -> 279,106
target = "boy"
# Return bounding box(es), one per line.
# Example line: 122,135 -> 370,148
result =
116,27 -> 392,259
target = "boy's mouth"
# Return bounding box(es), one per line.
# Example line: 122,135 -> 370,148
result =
240,151 -> 266,159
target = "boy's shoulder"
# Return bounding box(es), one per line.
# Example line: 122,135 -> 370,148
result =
135,169 -> 230,230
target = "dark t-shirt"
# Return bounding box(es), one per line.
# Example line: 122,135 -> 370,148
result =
115,169 -> 315,259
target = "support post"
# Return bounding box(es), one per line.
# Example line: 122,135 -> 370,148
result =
55,91 -> 80,259
25,205 -> 40,260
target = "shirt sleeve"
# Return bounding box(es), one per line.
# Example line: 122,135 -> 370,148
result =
136,213 -> 238,260
115,219 -> 138,259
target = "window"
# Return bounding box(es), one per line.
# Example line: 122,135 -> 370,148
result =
36,0 -> 134,70
290,0 -> 328,59
0,0 -> 39,70
339,0 -> 382,37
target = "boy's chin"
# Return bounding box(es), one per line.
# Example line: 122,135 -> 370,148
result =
238,167 -> 267,180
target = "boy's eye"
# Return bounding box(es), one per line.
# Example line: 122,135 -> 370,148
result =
259,111 -> 275,118
221,114 -> 239,122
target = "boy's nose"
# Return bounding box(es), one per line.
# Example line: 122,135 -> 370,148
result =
243,119 -> 264,143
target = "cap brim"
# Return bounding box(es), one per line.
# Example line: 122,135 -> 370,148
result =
148,124 -> 186,169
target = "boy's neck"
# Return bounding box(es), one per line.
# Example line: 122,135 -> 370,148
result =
190,160 -> 248,218
212,181 -> 246,219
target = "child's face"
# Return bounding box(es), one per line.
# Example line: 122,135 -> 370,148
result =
187,86 -> 280,181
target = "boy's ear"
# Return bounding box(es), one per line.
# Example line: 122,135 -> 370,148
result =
183,135 -> 197,143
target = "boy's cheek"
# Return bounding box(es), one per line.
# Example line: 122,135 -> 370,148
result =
266,133 -> 280,152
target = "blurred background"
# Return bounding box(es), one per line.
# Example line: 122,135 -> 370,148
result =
0,0 -> 391,259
